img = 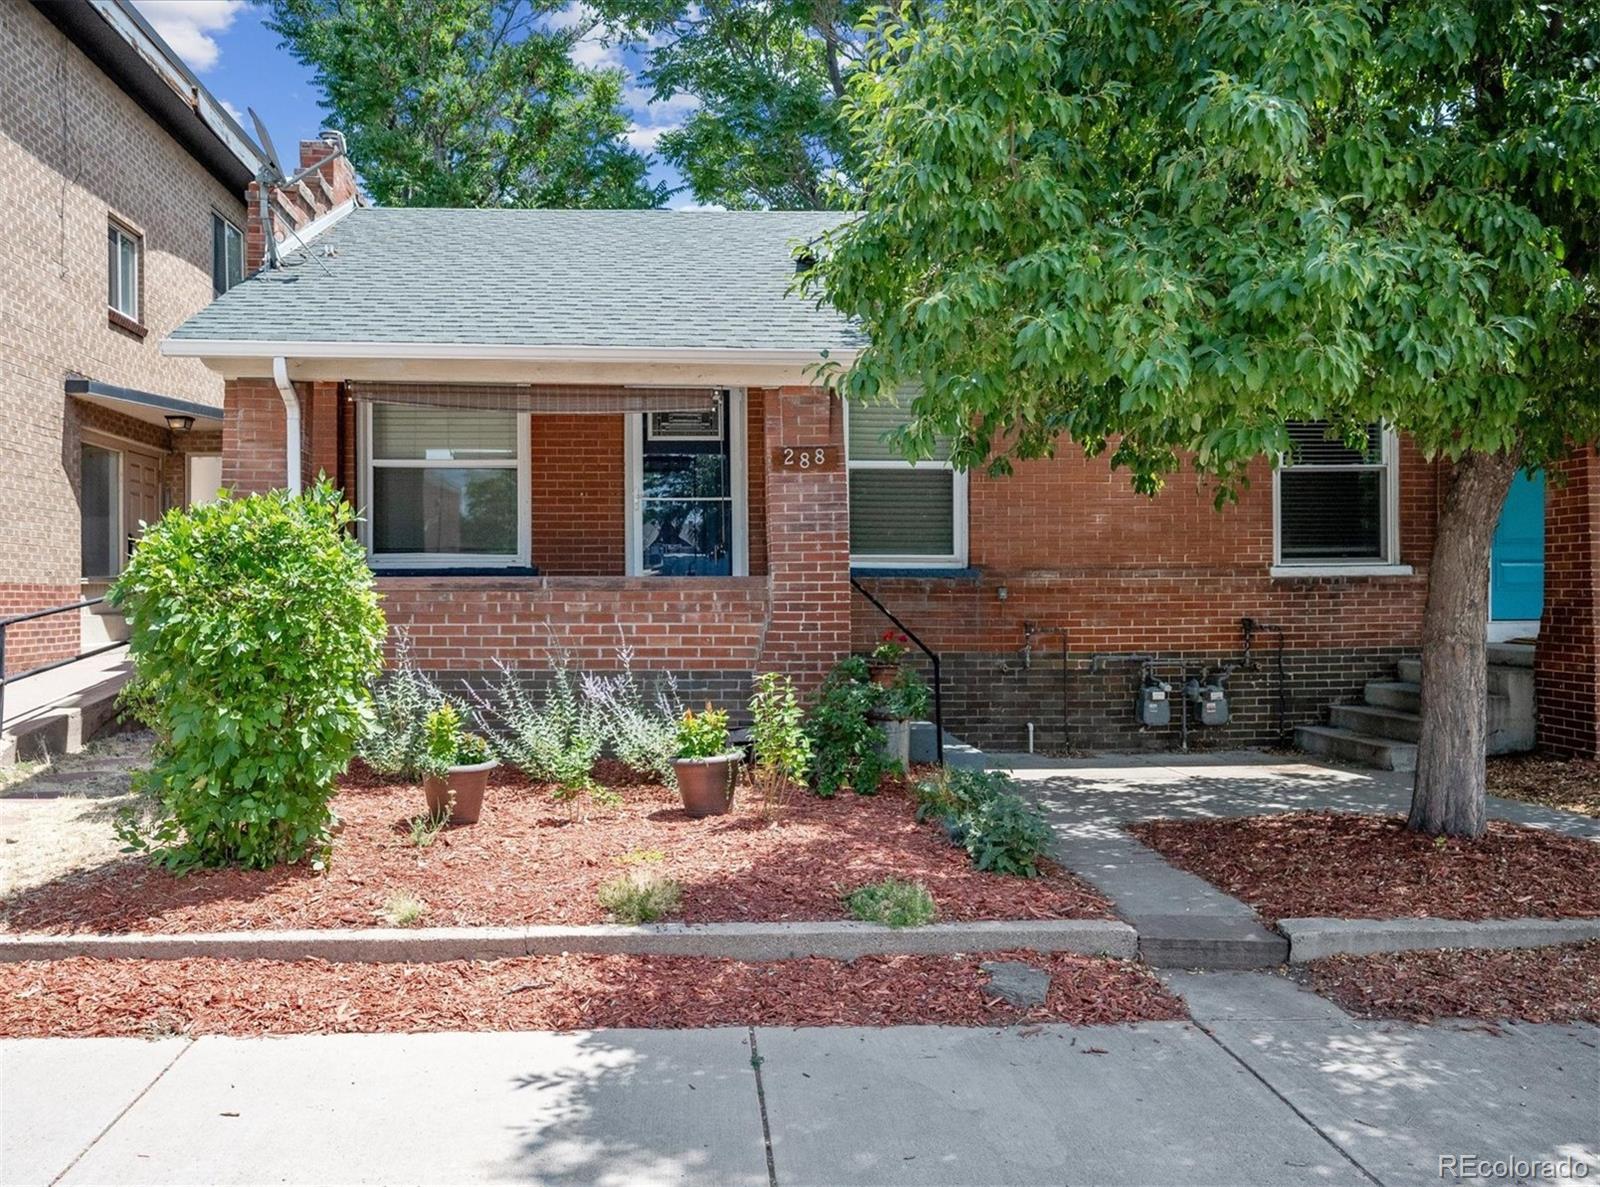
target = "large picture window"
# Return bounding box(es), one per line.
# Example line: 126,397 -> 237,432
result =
363,404 -> 529,567
847,391 -> 967,568
1274,421 -> 1398,569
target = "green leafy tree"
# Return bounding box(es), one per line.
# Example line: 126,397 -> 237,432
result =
591,0 -> 871,208
810,1 -> 1600,837
111,482 -> 387,870
264,0 -> 668,208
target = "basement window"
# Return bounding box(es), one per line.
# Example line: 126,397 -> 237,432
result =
1273,421 -> 1400,570
847,390 -> 967,568
361,404 -> 530,567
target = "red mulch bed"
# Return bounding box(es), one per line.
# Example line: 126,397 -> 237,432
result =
1304,942 -> 1600,1024
1128,811 -> 1600,924
1,762 -> 1110,934
0,950 -> 1187,1037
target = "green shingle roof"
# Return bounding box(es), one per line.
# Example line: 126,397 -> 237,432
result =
169,207 -> 862,353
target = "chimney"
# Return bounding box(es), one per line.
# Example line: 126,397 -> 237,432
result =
245,130 -> 361,273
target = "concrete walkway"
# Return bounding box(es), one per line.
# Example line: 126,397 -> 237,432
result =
5,1005 -> 1596,1185
995,750 -> 1600,967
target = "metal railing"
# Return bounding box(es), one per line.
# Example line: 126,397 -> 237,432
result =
0,597 -> 126,727
850,578 -> 945,766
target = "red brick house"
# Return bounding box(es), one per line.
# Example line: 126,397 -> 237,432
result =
162,208 -> 1600,761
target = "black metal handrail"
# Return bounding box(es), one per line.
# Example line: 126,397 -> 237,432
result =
0,597 -> 126,726
850,578 -> 944,766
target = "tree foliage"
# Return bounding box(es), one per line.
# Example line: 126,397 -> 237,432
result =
592,0 -> 870,208
264,0 -> 668,208
111,483 -> 386,871
810,0 -> 1599,485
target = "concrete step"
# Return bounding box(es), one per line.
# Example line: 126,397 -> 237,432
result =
1487,641 -> 1535,668
1,671 -> 130,766
1397,655 -> 1529,699
1363,680 -> 1421,713
1396,657 -> 1421,683
1328,702 -> 1422,743
1294,724 -> 1418,772
1133,915 -> 1289,970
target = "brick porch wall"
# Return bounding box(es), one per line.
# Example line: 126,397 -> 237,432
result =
1537,447 -> 1600,758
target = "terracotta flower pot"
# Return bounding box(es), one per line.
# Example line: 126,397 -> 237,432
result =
672,753 -> 741,817
422,759 -> 497,825
868,660 -> 900,688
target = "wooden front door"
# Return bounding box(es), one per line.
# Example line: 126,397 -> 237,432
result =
122,450 -> 162,564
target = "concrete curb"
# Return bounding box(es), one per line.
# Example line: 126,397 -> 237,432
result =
1280,916 -> 1600,962
0,919 -> 1137,965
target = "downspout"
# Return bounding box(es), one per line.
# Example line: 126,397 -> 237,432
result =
272,356 -> 302,494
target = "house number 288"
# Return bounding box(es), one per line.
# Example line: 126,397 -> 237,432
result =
783,447 -> 826,469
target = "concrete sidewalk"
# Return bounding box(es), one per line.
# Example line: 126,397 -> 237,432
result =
5,1001 -> 1596,1185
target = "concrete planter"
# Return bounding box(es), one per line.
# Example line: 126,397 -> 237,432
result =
422,760 -> 497,824
879,718 -> 911,767
672,753 -> 741,817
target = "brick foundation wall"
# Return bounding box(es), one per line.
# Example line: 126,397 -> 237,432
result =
1537,447 -> 1600,758
0,584 -> 81,679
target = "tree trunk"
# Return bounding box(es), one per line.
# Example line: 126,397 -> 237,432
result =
1409,448 -> 1522,837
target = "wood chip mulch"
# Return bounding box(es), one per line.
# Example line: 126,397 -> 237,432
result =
1128,811 -> 1600,924
0,950 -> 1188,1038
1488,754 -> 1600,819
1304,942 -> 1600,1024
1,763 -> 1111,934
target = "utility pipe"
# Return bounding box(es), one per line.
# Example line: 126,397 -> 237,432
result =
271,356 -> 302,494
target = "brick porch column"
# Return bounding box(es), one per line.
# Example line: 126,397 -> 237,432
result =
221,377 -> 331,497
756,385 -> 850,691
1536,446 -> 1600,758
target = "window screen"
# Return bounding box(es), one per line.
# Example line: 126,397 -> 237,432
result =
847,389 -> 962,564
1277,421 -> 1391,564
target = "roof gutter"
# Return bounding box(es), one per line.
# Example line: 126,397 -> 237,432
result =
272,357 -> 302,495
161,340 -> 860,366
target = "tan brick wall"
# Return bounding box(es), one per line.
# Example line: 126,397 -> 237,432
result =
0,1 -> 244,628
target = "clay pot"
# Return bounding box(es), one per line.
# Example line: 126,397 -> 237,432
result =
672,753 -> 741,817
422,759 -> 496,824
868,660 -> 900,688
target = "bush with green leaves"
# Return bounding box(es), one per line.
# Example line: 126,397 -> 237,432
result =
879,667 -> 931,722
359,631 -> 443,779
420,704 -> 491,775
473,662 -> 615,817
748,672 -> 812,820
675,705 -> 732,758
844,878 -> 937,928
583,651 -> 682,784
109,481 -> 385,872
806,657 -> 890,797
914,768 -> 1051,877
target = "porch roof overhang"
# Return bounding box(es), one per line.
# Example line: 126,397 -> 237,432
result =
158,339 -> 857,388
65,377 -> 224,429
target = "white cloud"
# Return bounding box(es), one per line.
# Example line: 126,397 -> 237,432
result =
669,200 -> 727,212
220,98 -> 244,122
624,124 -> 676,152
132,0 -> 244,72
548,2 -> 626,72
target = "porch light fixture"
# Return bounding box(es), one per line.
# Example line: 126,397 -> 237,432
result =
164,413 -> 195,433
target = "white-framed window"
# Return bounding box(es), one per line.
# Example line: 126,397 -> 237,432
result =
106,219 -> 141,322
846,391 -> 968,568
360,403 -> 531,568
1272,421 -> 1401,572
625,391 -> 749,576
212,213 -> 244,296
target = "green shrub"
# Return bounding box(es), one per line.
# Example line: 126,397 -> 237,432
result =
598,868 -> 682,923
806,657 -> 890,796
879,667 -> 931,721
110,482 -> 385,872
749,672 -> 812,820
914,768 -> 1052,877
476,662 -> 606,796
420,704 -> 490,775
584,653 -> 683,785
676,704 -> 731,758
844,878 -> 937,927
360,632 -> 442,779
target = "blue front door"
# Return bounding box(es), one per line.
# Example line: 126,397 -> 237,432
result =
1491,470 -> 1545,621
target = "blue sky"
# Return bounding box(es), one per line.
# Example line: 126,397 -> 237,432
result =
129,1 -> 698,206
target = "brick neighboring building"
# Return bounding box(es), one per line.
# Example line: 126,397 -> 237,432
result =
164,207 -> 1599,760
0,0 -> 352,681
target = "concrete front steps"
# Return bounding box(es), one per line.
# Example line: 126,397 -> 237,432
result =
1295,644 -> 1535,771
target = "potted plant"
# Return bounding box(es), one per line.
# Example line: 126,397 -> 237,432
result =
873,667 -> 931,768
420,704 -> 496,824
868,630 -> 911,686
672,705 -> 741,817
